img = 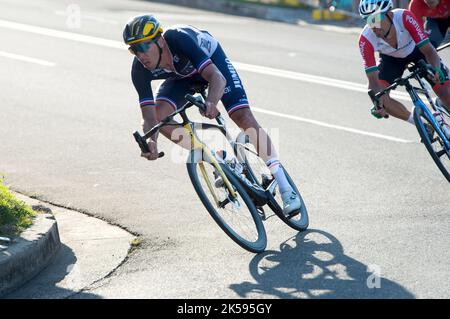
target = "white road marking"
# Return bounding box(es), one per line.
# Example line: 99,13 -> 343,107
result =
54,10 -> 119,25
251,107 -> 415,143
142,12 -> 250,24
0,50 -> 55,66
233,62 -> 413,102
0,19 -> 123,49
0,19 -> 417,143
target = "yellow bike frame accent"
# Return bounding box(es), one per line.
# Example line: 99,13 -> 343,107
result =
198,162 -> 220,206
183,123 -> 237,199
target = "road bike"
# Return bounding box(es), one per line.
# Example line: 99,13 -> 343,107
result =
133,85 -> 309,253
368,59 -> 450,182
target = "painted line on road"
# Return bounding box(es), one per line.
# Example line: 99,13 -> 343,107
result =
0,19 -> 409,99
0,19 -> 415,143
54,11 -> 119,25
251,107 -> 415,143
0,50 -> 55,66
0,19 -> 123,49
233,62 -> 412,102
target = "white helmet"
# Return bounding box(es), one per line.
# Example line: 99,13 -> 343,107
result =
359,0 -> 393,19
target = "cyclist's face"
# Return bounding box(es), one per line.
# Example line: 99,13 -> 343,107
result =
367,13 -> 389,37
424,0 -> 439,8
129,40 -> 159,70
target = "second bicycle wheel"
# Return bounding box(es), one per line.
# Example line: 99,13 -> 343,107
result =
235,133 -> 309,231
414,106 -> 450,182
187,150 -> 267,253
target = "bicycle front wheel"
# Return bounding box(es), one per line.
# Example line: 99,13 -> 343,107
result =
414,106 -> 450,182
187,150 -> 267,253
235,134 -> 309,231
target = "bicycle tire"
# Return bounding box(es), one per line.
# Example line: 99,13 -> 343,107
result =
414,106 -> 450,182
235,134 -> 309,231
187,150 -> 267,253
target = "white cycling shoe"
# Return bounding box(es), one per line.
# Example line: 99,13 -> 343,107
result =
281,190 -> 301,218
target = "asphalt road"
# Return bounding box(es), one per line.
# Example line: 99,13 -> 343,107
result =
1,0 -> 449,298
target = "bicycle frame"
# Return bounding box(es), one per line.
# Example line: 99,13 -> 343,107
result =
407,73 -> 450,151
133,96 -> 241,205
179,105 -> 269,207
369,60 -> 450,151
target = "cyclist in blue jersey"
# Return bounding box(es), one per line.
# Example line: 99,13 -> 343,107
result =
123,15 -> 301,216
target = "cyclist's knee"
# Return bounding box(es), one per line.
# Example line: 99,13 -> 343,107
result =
230,108 -> 258,130
437,89 -> 450,108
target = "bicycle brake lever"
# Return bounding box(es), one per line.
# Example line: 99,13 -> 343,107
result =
417,60 -> 436,78
185,94 -> 206,113
132,131 -> 164,158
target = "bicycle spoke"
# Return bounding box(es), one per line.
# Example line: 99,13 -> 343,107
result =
196,162 -> 261,243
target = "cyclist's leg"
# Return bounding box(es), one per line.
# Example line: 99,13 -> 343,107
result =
154,78 -> 201,150
430,62 -> 450,112
425,18 -> 445,48
212,45 -> 300,213
210,45 -> 276,162
378,54 -> 412,121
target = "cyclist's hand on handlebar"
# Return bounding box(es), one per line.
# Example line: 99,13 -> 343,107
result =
141,139 -> 160,161
202,101 -> 220,119
370,95 -> 388,119
371,104 -> 388,119
432,67 -> 446,85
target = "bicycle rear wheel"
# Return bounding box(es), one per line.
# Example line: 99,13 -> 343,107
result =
414,106 -> 450,182
235,134 -> 309,231
187,150 -> 267,253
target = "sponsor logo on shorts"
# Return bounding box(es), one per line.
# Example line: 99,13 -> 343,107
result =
224,86 -> 232,94
225,58 -> 243,89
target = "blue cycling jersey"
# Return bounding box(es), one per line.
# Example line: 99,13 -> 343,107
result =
131,25 -> 250,115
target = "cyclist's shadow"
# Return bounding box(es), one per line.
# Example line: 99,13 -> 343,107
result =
230,229 -> 415,299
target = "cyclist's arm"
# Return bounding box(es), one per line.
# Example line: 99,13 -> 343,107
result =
141,107 -> 159,141
200,63 -> 226,107
359,34 -> 385,93
402,10 -> 442,75
419,41 -> 441,70
408,0 -> 427,29
131,57 -> 161,156
367,71 -> 386,94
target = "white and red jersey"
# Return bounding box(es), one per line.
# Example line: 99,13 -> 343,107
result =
358,9 -> 430,74
409,0 -> 450,29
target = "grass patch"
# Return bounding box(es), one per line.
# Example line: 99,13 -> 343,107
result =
0,178 -> 36,237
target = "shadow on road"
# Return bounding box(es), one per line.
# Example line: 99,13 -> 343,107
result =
230,229 -> 415,299
5,244 -> 101,299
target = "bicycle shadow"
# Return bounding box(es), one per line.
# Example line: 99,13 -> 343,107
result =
230,229 -> 415,299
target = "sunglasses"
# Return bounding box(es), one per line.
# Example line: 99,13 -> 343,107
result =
366,12 -> 386,28
128,40 -> 155,55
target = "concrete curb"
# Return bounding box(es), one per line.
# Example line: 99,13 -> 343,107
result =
4,193 -> 136,299
0,209 -> 61,297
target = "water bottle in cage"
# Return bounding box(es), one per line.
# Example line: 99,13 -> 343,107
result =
433,111 -> 450,139
216,150 -> 243,175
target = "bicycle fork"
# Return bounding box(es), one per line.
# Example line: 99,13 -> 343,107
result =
407,82 -> 450,150
183,122 -> 238,207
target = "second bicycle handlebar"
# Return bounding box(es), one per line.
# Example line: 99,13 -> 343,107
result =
132,93 -> 211,157
368,59 -> 434,110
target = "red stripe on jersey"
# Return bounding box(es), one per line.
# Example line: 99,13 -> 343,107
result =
402,10 -> 429,45
358,34 -> 377,71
